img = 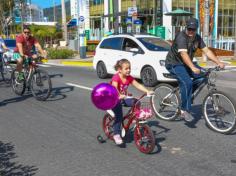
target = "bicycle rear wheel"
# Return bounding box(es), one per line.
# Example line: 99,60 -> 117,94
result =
203,91 -> 236,134
30,69 -> 52,101
151,83 -> 180,121
102,113 -> 115,140
1,63 -> 13,84
11,69 -> 26,95
134,124 -> 155,154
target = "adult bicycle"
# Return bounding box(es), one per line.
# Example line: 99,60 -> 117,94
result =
151,66 -> 236,134
99,94 -> 156,154
11,55 -> 52,101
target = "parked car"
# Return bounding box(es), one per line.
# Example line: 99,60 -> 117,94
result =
93,34 -> 176,87
3,39 -> 16,62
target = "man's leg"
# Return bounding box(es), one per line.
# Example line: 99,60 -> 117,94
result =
188,64 -> 206,93
169,65 -> 193,112
13,53 -> 24,81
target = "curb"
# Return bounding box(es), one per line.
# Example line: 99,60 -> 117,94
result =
41,59 -> 93,67
61,61 -> 93,67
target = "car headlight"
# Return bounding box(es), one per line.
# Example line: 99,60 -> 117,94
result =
159,60 -> 166,66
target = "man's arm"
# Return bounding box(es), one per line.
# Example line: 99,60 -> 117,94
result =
180,51 -> 200,74
16,43 -> 25,57
34,42 -> 46,57
202,47 -> 225,68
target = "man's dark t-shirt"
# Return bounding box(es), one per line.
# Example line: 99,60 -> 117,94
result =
165,30 -> 206,65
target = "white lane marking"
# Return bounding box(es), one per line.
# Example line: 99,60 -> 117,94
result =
38,64 -> 52,68
66,83 -> 93,91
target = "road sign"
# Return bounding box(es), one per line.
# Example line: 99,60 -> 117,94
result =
125,17 -> 132,24
133,19 -> 142,25
128,7 -> 137,17
79,16 -> 85,22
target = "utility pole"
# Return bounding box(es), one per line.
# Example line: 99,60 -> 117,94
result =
203,0 -> 210,46
203,0 -> 210,61
61,0 -> 68,43
53,0 -> 56,22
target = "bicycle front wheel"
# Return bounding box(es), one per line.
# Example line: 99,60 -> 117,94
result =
203,91 -> 236,134
30,69 -> 52,101
134,124 -> 155,154
151,83 -> 180,121
11,69 -> 26,95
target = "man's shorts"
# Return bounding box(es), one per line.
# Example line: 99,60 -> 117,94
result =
12,53 -> 21,61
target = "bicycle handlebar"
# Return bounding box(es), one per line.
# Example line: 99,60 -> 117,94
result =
200,66 -> 223,77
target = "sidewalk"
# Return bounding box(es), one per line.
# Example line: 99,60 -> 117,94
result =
42,56 -> 236,67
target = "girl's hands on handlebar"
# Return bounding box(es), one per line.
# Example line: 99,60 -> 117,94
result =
217,62 -> 225,69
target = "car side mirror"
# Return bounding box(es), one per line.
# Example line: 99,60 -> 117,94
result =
129,48 -> 139,53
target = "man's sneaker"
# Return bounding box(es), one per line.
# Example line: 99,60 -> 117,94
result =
180,111 -> 194,122
17,72 -> 25,83
113,134 -> 123,145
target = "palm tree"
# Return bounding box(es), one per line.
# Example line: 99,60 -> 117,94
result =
0,0 -> 15,35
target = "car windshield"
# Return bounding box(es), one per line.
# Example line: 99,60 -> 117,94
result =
137,37 -> 170,51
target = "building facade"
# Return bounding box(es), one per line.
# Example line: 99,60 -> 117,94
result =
88,0 -> 235,44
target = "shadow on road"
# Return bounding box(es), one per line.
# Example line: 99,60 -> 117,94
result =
47,86 -> 74,101
49,73 -> 63,79
0,141 -> 38,175
0,93 -> 34,107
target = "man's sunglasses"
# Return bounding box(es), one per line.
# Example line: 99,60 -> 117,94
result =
187,28 -> 196,32
24,31 -> 30,34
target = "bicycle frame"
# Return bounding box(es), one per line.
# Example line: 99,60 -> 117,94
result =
23,58 -> 39,87
106,94 -> 152,136
164,68 -> 218,106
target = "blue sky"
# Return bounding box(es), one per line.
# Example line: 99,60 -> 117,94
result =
31,0 -> 61,9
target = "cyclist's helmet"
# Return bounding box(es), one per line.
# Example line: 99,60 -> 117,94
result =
186,18 -> 199,29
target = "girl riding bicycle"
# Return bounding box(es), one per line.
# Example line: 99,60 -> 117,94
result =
111,59 -> 153,145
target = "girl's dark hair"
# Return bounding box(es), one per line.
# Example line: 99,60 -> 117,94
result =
114,59 -> 130,71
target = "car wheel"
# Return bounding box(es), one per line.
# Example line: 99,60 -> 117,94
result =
141,66 -> 158,87
96,61 -> 108,79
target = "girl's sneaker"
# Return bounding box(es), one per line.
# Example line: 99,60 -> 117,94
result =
113,134 -> 123,145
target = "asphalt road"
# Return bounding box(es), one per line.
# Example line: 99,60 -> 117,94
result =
0,65 -> 236,176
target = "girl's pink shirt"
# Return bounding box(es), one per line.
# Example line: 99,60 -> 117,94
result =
111,73 -> 134,95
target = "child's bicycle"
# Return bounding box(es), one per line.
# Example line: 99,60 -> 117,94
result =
98,94 -> 156,154
11,55 -> 52,101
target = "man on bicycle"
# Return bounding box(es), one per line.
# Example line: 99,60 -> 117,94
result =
165,18 -> 225,122
13,26 -> 46,81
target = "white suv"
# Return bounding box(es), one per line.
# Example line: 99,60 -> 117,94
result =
93,34 -> 176,87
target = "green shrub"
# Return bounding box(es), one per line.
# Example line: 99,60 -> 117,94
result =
47,48 -> 76,59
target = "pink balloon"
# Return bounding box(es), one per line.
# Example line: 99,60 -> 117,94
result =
91,83 -> 119,110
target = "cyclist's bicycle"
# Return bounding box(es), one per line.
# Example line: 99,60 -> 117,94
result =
11,56 -> 52,101
0,52 -> 14,84
100,94 -> 156,154
151,66 -> 236,134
